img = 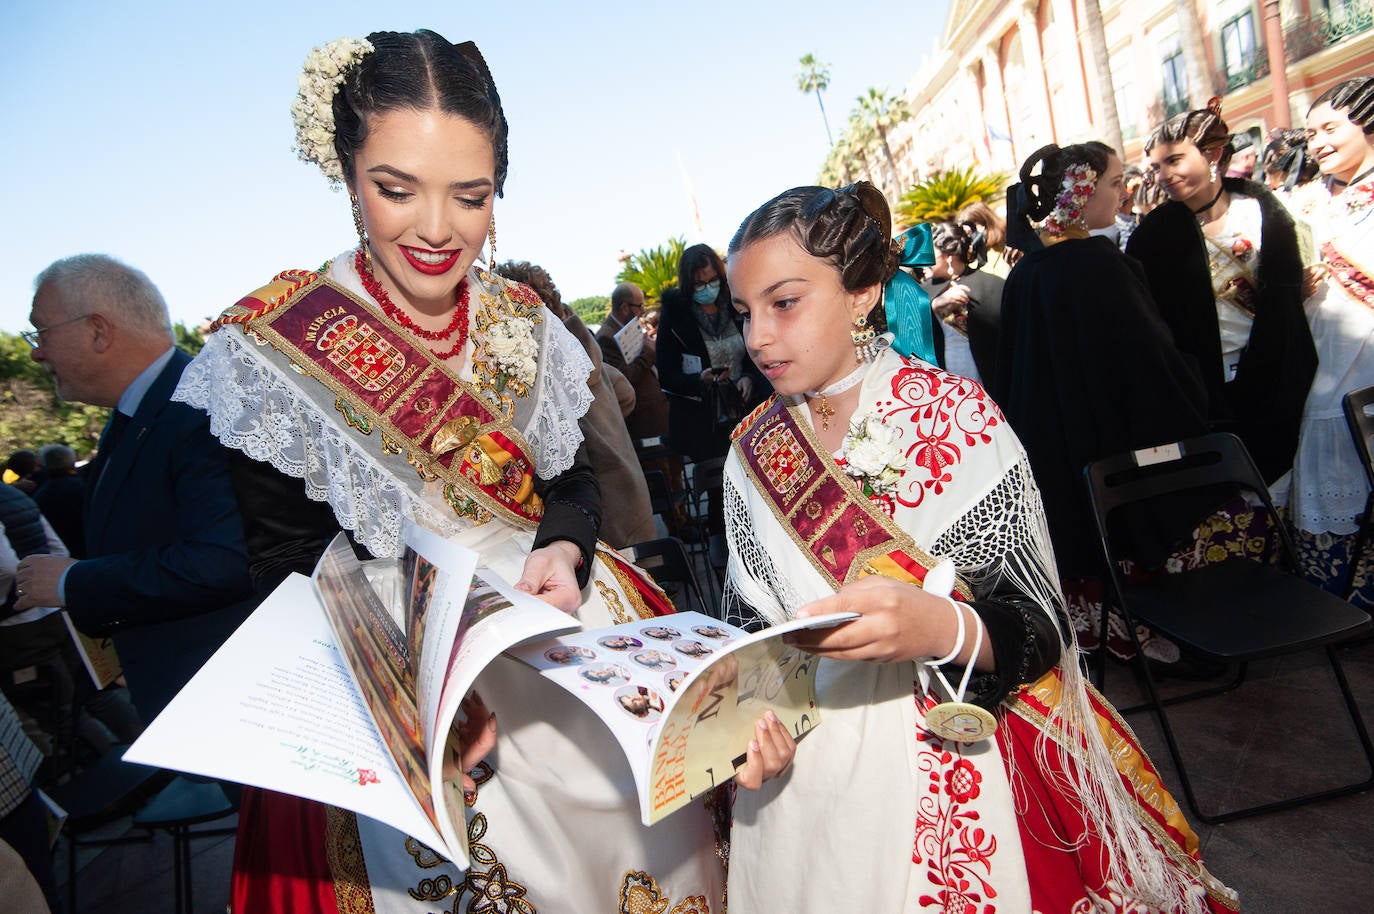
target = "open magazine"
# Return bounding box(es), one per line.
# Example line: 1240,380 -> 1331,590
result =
125,525 -> 853,867
613,315 -> 645,363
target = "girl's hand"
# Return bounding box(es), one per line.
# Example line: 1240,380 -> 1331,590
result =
516,541 -> 583,613
788,576 -> 992,668
734,710 -> 796,790
931,284 -> 970,319
445,692 -> 498,798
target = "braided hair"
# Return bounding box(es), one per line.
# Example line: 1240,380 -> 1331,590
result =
1017,142 -> 1114,222
1144,98 -> 1232,172
728,182 -> 901,328
1311,76 -> 1374,135
334,30 -> 510,195
930,220 -> 983,269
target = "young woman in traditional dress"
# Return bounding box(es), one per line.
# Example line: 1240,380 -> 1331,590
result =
721,182 -> 1236,913
176,29 -> 727,914
1129,99 -> 1316,487
1280,77 -> 1374,603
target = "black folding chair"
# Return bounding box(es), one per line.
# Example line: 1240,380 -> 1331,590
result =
1341,385 -> 1374,599
1084,432 -> 1374,823
623,537 -> 715,618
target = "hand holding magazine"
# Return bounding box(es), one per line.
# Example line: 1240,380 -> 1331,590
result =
126,524 -> 853,868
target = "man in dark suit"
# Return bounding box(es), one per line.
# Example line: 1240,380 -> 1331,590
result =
13,254 -> 253,721
595,283 -> 670,443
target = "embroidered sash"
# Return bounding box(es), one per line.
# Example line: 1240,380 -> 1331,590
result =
731,397 -> 973,600
1322,240 -> 1374,312
1204,234 -> 1259,318
235,276 -> 544,529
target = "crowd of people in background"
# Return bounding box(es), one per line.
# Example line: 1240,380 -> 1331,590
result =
3,23 -> 1373,910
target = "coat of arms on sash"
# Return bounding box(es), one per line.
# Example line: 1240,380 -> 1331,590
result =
757,422 -> 813,496
317,315 -> 406,392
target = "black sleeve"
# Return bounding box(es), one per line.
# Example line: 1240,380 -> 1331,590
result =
656,291 -> 704,399
532,437 -> 601,588
954,578 -> 1067,712
228,450 -> 344,596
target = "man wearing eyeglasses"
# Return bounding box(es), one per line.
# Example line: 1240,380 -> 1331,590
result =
12,254 -> 253,722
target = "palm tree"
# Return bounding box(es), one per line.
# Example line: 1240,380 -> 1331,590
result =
796,53 -> 834,146
825,134 -> 855,185
615,237 -> 688,306
856,87 -> 911,188
1083,0 -> 1125,156
845,110 -> 879,183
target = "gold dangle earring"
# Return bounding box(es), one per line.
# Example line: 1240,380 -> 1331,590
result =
487,218 -> 498,270
851,313 -> 879,363
350,193 -> 371,271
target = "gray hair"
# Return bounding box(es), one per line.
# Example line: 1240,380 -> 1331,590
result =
38,444 -> 76,473
34,254 -> 173,342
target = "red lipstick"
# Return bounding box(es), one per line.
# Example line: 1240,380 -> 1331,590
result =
400,246 -> 462,276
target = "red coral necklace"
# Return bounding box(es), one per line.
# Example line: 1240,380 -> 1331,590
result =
354,247 -> 470,359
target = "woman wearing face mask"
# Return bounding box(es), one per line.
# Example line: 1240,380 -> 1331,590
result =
177,30 -> 723,913
992,143 -> 1211,657
658,243 -> 769,532
1274,77 -> 1374,603
1128,99 -> 1316,488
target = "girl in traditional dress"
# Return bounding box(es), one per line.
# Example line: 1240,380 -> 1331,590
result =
721,182 -> 1236,913
1280,77 -> 1374,603
177,29 -> 728,914
1129,99 -> 1316,487
920,219 -> 1003,387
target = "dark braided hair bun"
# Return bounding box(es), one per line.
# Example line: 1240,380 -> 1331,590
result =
729,182 -> 901,292
1017,142 -> 1114,222
1312,76 -> 1374,135
334,30 -> 509,195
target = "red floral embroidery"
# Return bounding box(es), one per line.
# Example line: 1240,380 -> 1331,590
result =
944,759 -> 982,803
1229,237 -> 1254,261
913,688 -> 1001,912
881,364 -> 1000,509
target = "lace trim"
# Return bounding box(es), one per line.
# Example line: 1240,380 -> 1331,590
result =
172,330 -> 465,558
513,301 -> 594,479
722,470 -> 811,629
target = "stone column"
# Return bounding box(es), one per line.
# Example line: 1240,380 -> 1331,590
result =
981,41 -> 1017,170
1016,0 -> 1058,143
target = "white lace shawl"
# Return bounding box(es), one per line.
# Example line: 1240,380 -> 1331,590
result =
172,253 -> 594,559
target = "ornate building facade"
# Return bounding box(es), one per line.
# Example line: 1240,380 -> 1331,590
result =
890,0 -> 1374,182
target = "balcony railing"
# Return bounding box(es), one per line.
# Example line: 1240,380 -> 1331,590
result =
1286,1 -> 1374,63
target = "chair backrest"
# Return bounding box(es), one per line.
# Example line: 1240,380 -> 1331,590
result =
1084,432 -> 1298,566
1342,385 -> 1374,491
642,469 -> 674,516
623,536 -> 710,615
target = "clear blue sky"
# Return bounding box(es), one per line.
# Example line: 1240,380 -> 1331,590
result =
0,0 -> 946,332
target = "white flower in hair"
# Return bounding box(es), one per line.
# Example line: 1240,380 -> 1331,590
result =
485,316 -> 539,388
291,37 -> 375,186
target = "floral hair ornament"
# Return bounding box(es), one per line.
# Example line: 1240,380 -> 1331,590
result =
1042,163 -> 1098,236
290,37 -> 375,186
884,224 -> 938,364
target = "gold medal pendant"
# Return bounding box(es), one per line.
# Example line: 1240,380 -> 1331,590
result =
925,701 -> 998,743
920,564 -> 997,743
